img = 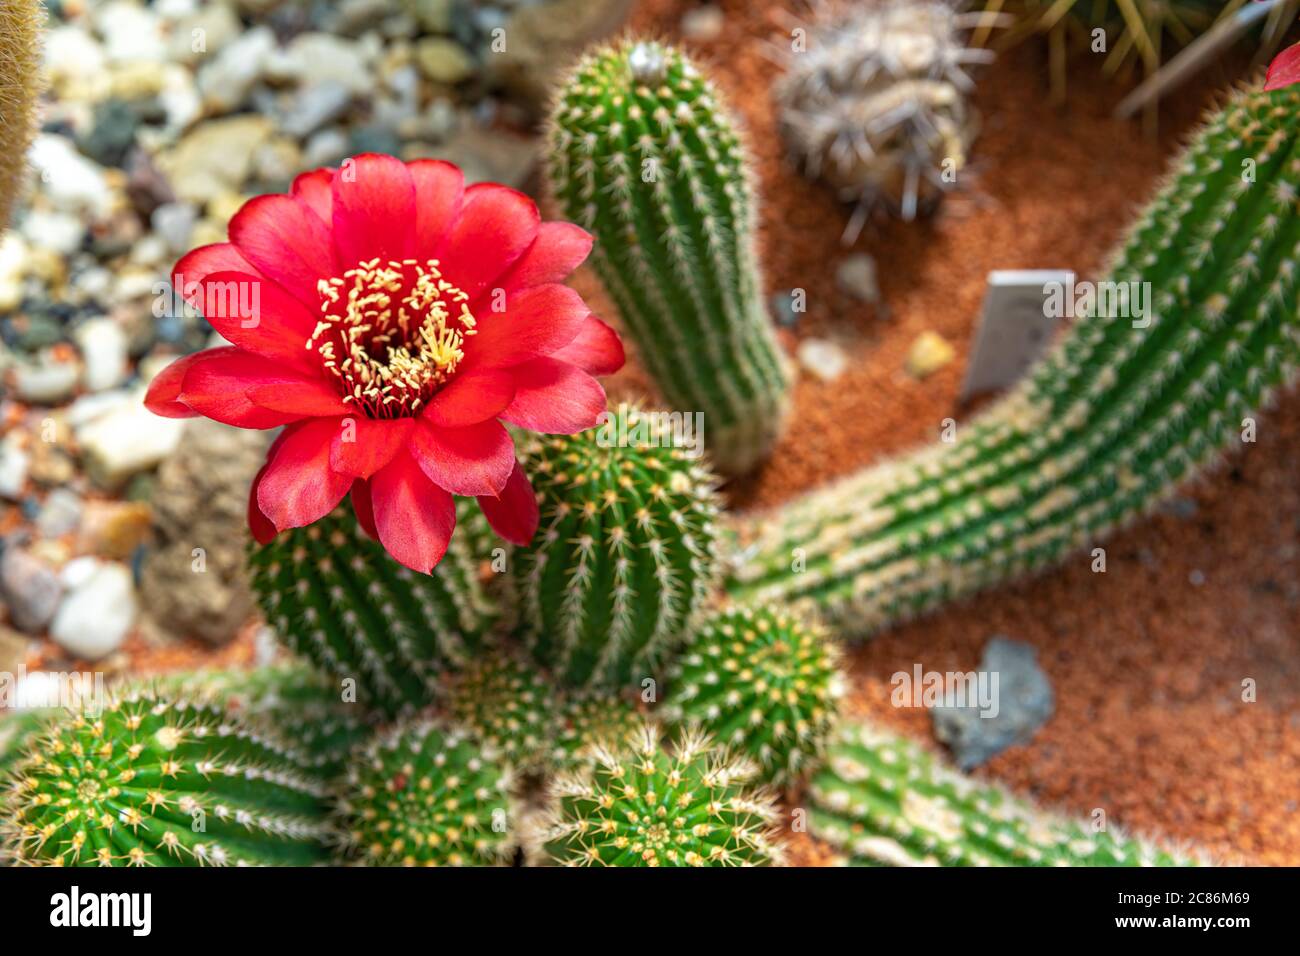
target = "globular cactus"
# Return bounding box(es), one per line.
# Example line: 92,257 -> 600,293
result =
444,650 -> 559,773
551,687 -> 645,772
664,605 -> 843,787
808,721 -> 1206,866
774,0 -> 991,234
0,0 -> 41,231
0,710 -> 53,784
511,406 -> 722,688
547,40 -> 793,475
1,690 -> 334,866
728,85 -> 1300,639
247,502 -> 497,716
337,719 -> 518,867
536,724 -> 786,866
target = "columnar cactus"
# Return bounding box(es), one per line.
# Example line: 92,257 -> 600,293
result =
0,0 -> 41,231
1,690 -> 334,866
809,721 -> 1205,866
247,502 -> 497,715
774,0 -> 988,233
511,406 -> 722,688
536,724 -> 785,866
664,605 -> 843,787
443,650 -> 560,773
728,85 -> 1300,639
337,719 -> 517,867
547,39 -> 792,475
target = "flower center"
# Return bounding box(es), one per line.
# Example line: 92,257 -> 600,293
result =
309,257 -> 478,418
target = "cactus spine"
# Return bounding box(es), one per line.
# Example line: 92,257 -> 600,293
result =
551,688 -> 644,772
664,605 -> 843,787
444,650 -> 560,773
809,721 -> 1205,866
2,690 -> 334,866
512,407 -> 721,688
728,85 -> 1300,639
547,40 -> 792,475
337,719 -> 518,867
536,724 -> 785,866
247,502 -> 497,716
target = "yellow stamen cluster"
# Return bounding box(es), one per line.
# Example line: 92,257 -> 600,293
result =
310,258 -> 477,418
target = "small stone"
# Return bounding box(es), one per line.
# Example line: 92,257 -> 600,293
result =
79,501 -> 154,560
14,357 -> 81,405
931,636 -> 1055,770
681,5 -> 725,42
75,393 -> 187,488
0,626 -> 27,675
20,209 -> 86,257
79,98 -> 141,167
96,0 -> 168,63
283,81 -> 354,138
150,202 -> 198,256
1189,569 -> 1206,587
415,37 -> 476,85
268,33 -> 375,94
304,127 -> 350,168
28,135 -> 114,219
0,547 -> 62,633
769,291 -> 801,328
196,25 -> 276,114
157,115 -> 275,206
75,318 -> 130,392
0,437 -> 29,500
796,337 -> 849,382
836,253 -> 881,303
35,489 -> 84,539
50,561 -> 137,661
905,330 -> 956,379
438,126 -> 537,188
168,2 -> 243,65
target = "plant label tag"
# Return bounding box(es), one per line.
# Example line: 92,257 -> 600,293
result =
961,270 -> 1072,401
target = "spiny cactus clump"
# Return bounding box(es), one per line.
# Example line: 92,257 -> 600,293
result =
0,0 -> 41,231
809,721 -> 1205,866
537,724 -> 785,866
443,650 -> 559,773
774,0 -> 991,236
729,84 -> 1300,639
548,39 -> 792,475
247,501 -> 497,716
337,719 -> 517,867
551,688 -> 644,772
664,605 -> 843,787
512,407 -> 722,688
0,710 -> 53,783
1,690 -> 334,866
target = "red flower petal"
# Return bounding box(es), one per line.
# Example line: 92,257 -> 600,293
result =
256,417 -> 353,531
500,358 -> 606,434
177,348 -> 309,429
477,459 -> 538,546
436,183 -> 539,301
329,416 -> 414,480
171,243 -> 258,312
291,169 -> 334,224
369,450 -> 457,573
459,284 -> 589,372
229,194 -> 337,311
410,418 -> 515,497
422,369 -> 516,428
350,478 -> 378,540
245,379 -> 350,417
548,316 -> 625,376
198,270 -> 318,368
1266,42 -> 1300,92
331,153 -> 417,267
409,159 -> 464,256
495,221 -> 593,292
247,463 -> 279,544
143,352 -> 205,418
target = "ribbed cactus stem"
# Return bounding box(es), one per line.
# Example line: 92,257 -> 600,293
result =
727,85 -> 1300,638
247,502 -> 497,715
809,721 -> 1206,866
547,40 -> 792,475
2,690 -> 334,866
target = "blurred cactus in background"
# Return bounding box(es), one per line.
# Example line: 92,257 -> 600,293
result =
0,0 -> 41,231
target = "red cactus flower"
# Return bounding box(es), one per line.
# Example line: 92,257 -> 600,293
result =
1266,41 -> 1300,92
145,154 -> 623,573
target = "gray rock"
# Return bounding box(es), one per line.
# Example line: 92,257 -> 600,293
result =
35,489 -> 84,539
196,25 -> 276,114
27,135 -> 114,219
156,115 -> 275,205
150,202 -> 198,256
836,253 -> 881,304
50,560 -> 137,661
75,318 -> 130,392
283,81 -> 354,138
681,5 -> 725,41
75,391 -> 187,488
15,358 -> 81,405
0,438 -> 29,500
141,419 -> 271,645
931,636 -> 1055,770
20,209 -> 87,256
304,127 -> 350,168
769,291 -> 801,328
796,337 -> 848,382
0,547 -> 62,633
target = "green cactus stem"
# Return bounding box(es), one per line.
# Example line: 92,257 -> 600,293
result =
1,690 -> 334,866
247,502 -> 497,716
809,721 -> 1206,866
664,605 -> 843,787
443,650 -> 559,773
551,687 -> 645,772
727,84 -> 1300,639
536,723 -> 786,866
337,719 -> 517,867
547,39 -> 792,475
511,407 -> 721,688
